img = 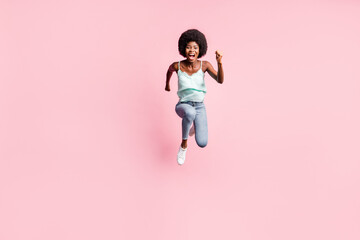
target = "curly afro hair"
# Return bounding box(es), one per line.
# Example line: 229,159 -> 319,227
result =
178,29 -> 208,58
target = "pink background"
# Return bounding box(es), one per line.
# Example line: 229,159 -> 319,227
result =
1,0 -> 360,239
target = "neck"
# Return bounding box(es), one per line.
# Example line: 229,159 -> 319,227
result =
184,59 -> 198,68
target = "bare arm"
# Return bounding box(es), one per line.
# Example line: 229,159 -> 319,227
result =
165,62 -> 177,91
205,50 -> 224,84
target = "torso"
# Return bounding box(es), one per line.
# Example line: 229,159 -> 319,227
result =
176,60 -> 207,103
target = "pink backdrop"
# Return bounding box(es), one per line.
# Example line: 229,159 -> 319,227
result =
1,0 -> 360,239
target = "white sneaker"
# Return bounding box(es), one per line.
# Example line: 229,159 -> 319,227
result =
177,146 -> 187,165
189,125 -> 195,137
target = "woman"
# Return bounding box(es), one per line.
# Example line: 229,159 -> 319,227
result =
165,29 -> 224,165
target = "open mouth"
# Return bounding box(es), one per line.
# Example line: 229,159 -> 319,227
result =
188,53 -> 196,59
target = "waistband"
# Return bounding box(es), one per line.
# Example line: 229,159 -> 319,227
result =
179,101 -> 204,107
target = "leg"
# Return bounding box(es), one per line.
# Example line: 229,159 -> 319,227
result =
175,103 -> 196,148
194,103 -> 208,148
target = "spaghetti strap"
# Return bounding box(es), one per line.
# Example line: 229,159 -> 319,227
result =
178,61 -> 181,71
200,60 -> 202,69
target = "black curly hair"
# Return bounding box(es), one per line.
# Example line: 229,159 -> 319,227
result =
178,29 -> 208,58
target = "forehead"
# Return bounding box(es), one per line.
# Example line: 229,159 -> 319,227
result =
186,41 -> 199,47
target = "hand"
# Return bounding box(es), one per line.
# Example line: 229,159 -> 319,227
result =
215,50 -> 223,63
165,85 -> 170,91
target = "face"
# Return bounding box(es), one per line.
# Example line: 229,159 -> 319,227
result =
185,41 -> 199,62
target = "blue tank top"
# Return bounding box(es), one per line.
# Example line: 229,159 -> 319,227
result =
177,61 -> 207,102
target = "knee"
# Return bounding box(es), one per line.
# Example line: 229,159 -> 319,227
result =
197,139 -> 208,148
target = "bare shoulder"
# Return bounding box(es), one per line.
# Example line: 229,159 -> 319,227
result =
202,60 -> 214,71
202,60 -> 210,66
169,61 -> 180,72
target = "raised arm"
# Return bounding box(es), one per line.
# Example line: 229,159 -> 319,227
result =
204,50 -> 224,84
165,62 -> 178,91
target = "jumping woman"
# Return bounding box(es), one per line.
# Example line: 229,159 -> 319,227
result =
165,29 -> 224,165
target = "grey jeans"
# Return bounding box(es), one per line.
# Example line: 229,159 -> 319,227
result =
175,101 -> 208,148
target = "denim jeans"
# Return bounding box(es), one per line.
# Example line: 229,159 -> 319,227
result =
175,101 -> 208,148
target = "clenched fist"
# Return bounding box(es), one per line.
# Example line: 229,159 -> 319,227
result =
215,50 -> 223,63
